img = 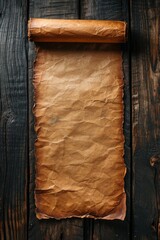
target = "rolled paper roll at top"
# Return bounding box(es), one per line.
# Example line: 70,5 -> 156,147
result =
28,18 -> 127,43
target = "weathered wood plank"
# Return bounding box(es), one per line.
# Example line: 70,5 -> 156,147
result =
29,0 -> 80,19
131,0 -> 160,239
0,0 -> 28,239
28,1 -> 83,239
81,0 -> 131,239
81,0 -> 125,20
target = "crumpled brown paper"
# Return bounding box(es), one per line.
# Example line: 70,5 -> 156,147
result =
29,19 -> 126,221
28,18 -> 127,43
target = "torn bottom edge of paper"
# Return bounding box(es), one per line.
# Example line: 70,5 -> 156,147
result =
33,43 -> 126,220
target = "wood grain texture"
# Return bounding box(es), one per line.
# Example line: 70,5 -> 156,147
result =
131,0 -> 160,239
0,0 -> 28,239
29,0 -> 79,19
0,0 -> 159,239
28,1 -> 84,240
81,0 -> 131,239
81,0 -> 125,20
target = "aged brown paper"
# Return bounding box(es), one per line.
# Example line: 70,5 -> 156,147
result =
29,19 -> 127,221
28,18 -> 126,43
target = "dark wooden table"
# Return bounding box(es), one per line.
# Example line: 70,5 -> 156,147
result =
0,0 -> 160,239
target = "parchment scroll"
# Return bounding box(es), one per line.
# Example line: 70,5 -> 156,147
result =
29,19 -> 127,220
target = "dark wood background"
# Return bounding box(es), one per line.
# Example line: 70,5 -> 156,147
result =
0,0 -> 160,239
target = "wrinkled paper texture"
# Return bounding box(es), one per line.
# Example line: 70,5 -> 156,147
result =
28,18 -> 127,43
33,43 -> 126,220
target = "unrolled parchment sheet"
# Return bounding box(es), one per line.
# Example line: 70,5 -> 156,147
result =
29,19 -> 126,221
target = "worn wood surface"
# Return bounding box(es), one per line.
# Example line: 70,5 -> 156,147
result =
131,0 -> 160,239
1,0 -> 160,239
0,0 -> 28,239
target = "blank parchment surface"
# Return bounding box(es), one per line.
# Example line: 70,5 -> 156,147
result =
34,43 -> 126,220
